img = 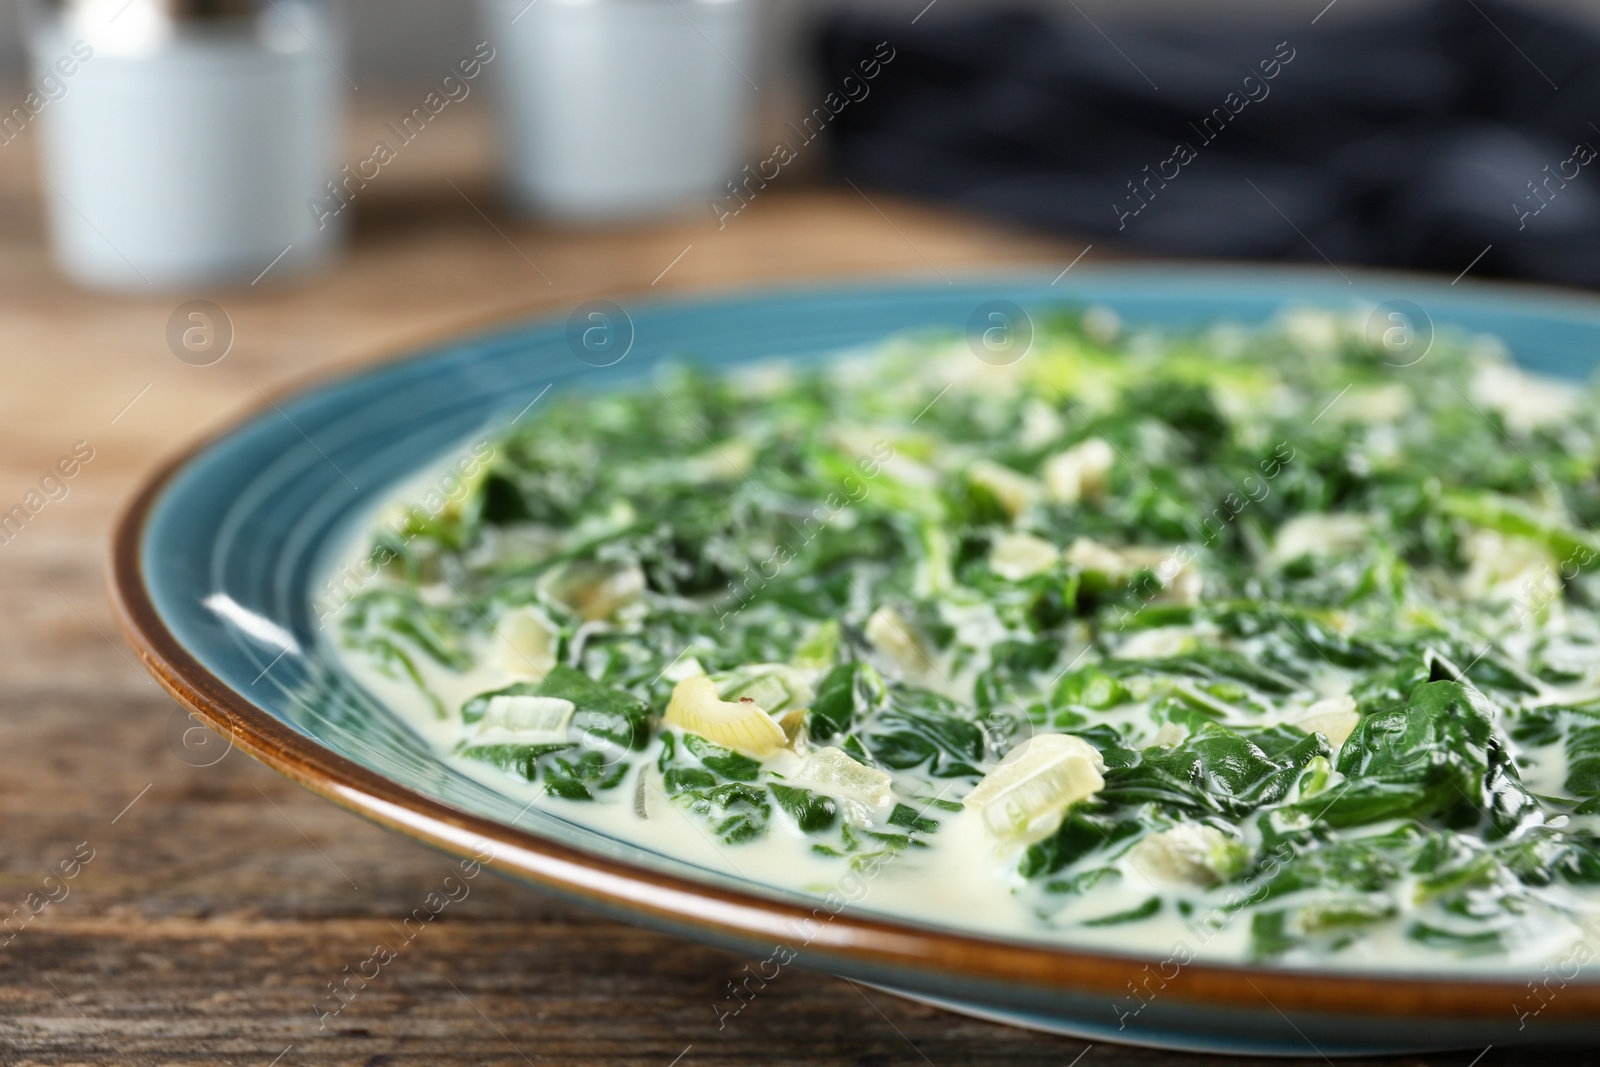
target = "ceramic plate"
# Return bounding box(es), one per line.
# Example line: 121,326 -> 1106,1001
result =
112,268 -> 1600,1056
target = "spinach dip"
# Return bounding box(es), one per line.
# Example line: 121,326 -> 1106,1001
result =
329,306 -> 1600,970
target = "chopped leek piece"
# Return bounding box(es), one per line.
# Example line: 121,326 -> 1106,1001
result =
1065,536 -> 1131,577
776,708 -> 809,748
473,694 -> 576,746
1115,627 -> 1199,659
1295,694 -> 1359,749
1043,437 -> 1114,504
1128,823 -> 1247,886
988,532 -> 1061,582
712,663 -> 815,715
796,746 -> 895,808
964,733 -> 1105,842
1270,513 -> 1370,565
1147,722 -> 1187,749
967,459 -> 1040,520
864,606 -> 939,679
546,560 -> 645,621
496,605 -> 559,680
664,675 -> 786,757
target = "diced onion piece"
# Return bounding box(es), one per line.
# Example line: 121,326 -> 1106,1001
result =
1270,514 -> 1369,565
1066,535 -> 1199,604
664,676 -> 786,757
1121,546 -> 1202,605
1019,399 -> 1064,450
1147,722 -> 1187,749
1114,626 -> 1198,659
660,655 -> 706,684
963,733 -> 1105,843
968,460 -> 1040,520
483,523 -> 563,567
549,560 -> 646,621
474,695 -> 575,745
891,454 -> 941,488
796,746 -> 894,808
688,438 -> 755,482
496,606 -> 559,680
1083,305 -> 1120,343
1473,362 -> 1579,433
714,663 -> 815,714
1164,564 -> 1203,605
1334,383 -> 1413,425
1044,437 -> 1115,505
832,427 -> 938,487
988,532 -> 1061,582
1064,536 -> 1128,576
1128,823 -> 1246,886
776,708 -> 809,749
865,606 -> 938,678
1295,694 -> 1360,749
1462,529 -> 1559,606
1281,308 -> 1342,354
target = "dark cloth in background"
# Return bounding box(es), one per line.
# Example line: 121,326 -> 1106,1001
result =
816,1 -> 1600,286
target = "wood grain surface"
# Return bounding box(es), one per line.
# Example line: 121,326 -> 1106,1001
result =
0,93 -> 1589,1066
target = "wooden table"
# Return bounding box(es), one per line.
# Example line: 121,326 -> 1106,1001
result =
0,97 -> 1582,1067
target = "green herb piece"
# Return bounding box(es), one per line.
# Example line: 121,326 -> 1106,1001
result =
771,784 -> 840,833
1082,896 -> 1161,926
809,661 -> 887,741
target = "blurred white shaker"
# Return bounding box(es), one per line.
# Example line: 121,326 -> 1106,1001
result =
27,0 -> 343,291
481,0 -> 757,221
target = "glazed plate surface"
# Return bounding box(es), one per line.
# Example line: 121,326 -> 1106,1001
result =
111,268 -> 1600,1056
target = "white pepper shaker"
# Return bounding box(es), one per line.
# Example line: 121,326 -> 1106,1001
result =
480,0 -> 758,222
26,0 -> 344,291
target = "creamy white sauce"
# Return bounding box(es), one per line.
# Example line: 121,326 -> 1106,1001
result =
329,590 -> 1600,975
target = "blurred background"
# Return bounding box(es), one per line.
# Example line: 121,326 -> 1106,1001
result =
3,0 -> 1599,93
7,0 -> 1600,291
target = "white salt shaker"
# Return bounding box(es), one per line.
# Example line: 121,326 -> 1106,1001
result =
26,0 -> 344,291
480,0 -> 757,222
